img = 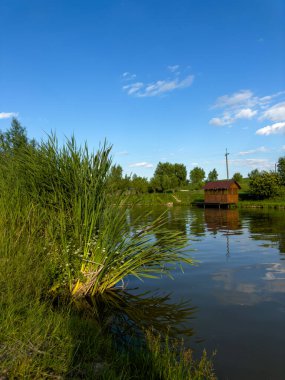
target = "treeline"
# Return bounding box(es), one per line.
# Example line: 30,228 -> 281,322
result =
110,163 -> 225,193
109,157 -> 285,200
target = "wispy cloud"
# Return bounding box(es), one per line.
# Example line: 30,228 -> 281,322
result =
209,90 -> 285,129
115,150 -> 128,156
0,112 -> 18,119
256,122 -> 285,136
235,108 -> 257,119
122,66 -> 194,97
167,65 -> 180,73
260,102 -> 285,122
129,162 -> 154,168
231,158 -> 274,170
213,90 -> 254,109
238,146 -> 269,156
121,72 -> 136,81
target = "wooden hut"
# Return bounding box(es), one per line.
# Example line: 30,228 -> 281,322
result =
203,180 -> 241,206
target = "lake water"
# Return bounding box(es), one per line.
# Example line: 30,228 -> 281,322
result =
126,207 -> 285,380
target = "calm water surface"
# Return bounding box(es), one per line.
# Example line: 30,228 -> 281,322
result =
127,207 -> 285,380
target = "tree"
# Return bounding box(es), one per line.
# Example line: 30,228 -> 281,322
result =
152,162 -> 186,192
207,169 -> 218,182
0,118 -> 29,153
131,174 -> 149,194
107,164 -> 130,192
248,169 -> 260,179
232,172 -> 243,182
174,163 -> 187,187
277,156 -> 285,185
189,167 -> 205,189
249,171 -> 280,199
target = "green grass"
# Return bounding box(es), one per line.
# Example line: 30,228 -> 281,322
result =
126,191 -> 204,206
0,129 -> 216,379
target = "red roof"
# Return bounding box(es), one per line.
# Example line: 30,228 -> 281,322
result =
203,180 -> 241,190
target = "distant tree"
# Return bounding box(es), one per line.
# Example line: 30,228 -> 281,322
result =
207,169 -> 218,182
131,174 -> 149,194
152,162 -> 186,192
248,169 -> 260,179
249,171 -> 280,199
0,118 -> 29,153
232,172 -> 243,182
277,156 -> 285,185
174,163 -> 187,187
189,167 -> 205,189
108,164 -> 131,192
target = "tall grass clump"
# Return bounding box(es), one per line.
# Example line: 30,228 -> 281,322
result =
0,120 -> 193,298
0,120 -> 216,379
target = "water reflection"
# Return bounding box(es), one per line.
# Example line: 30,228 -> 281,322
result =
204,209 -> 241,234
212,263 -> 285,306
124,206 -> 285,379
241,209 -> 285,257
73,289 -> 196,346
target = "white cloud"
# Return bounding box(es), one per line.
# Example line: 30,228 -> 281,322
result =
238,146 -> 269,156
209,114 -> 233,126
122,67 -> 194,98
129,162 -> 154,168
167,65 -> 180,73
261,102 -> 285,122
209,89 -> 285,128
123,82 -> 144,95
0,112 -> 18,119
213,90 -> 254,109
256,122 -> 285,136
282,145 -> 285,151
139,75 -> 194,97
235,108 -> 257,119
116,150 -> 128,156
231,158 -> 274,170
122,72 -> 136,81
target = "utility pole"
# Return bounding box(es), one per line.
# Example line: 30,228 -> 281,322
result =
225,148 -> 229,179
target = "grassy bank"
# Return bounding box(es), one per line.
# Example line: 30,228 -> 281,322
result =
0,124 -> 216,379
125,191 -> 204,206
125,190 -> 285,210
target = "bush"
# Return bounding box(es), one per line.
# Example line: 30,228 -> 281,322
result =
249,171 -> 281,199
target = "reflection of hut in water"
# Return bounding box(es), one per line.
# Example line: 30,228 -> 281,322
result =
204,209 -> 240,232
203,180 -> 241,207
205,209 -> 241,257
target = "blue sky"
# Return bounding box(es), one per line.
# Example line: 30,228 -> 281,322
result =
1,0 -> 285,179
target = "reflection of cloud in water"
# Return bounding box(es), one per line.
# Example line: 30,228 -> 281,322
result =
212,263 -> 285,306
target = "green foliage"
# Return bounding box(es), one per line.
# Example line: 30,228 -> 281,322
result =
207,169 -> 218,182
131,174 -> 149,194
189,167 -> 205,189
277,156 -> 285,185
232,172 -> 243,182
108,164 -> 131,193
248,169 -> 260,178
0,120 -> 193,298
0,117 -> 29,152
249,171 -> 281,199
151,162 -> 187,192
0,120 -> 214,380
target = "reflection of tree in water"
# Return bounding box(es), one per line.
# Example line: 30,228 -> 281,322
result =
242,209 -> 285,258
189,209 -> 206,237
73,289 -> 196,347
